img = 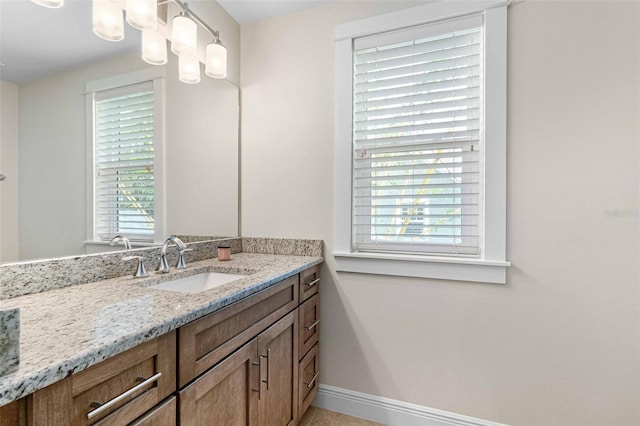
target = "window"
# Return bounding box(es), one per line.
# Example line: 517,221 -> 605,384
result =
334,1 -> 509,283
87,69 -> 164,244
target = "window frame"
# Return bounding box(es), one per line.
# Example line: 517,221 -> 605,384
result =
85,68 -> 166,246
333,0 -> 509,284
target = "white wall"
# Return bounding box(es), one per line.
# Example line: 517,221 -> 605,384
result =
0,80 -> 19,262
240,1 -> 640,425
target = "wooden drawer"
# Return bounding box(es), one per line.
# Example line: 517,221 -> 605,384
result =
299,266 -> 320,303
298,343 -> 319,421
178,275 -> 299,387
129,397 -> 176,426
29,331 -> 176,426
298,294 -> 320,360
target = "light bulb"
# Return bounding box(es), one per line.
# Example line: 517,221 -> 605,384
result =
142,30 -> 167,65
205,40 -> 227,79
171,14 -> 197,56
126,0 -> 157,31
93,0 -> 124,42
179,55 -> 200,84
31,0 -> 64,8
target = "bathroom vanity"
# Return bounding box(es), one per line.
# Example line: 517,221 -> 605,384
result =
0,240 -> 322,426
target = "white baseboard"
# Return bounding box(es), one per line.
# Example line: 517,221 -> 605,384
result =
313,384 -> 509,426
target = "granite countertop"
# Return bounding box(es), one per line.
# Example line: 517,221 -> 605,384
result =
0,252 -> 323,406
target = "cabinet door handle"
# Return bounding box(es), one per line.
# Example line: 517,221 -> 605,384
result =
251,360 -> 262,400
260,349 -> 271,390
87,372 -> 161,420
305,319 -> 320,331
305,278 -> 320,287
304,371 -> 320,388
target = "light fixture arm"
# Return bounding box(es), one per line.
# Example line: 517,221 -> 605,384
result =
172,0 -> 220,42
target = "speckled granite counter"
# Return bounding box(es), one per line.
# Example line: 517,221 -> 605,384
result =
0,252 -> 323,406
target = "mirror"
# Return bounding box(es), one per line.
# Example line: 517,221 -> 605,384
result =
0,0 -> 239,263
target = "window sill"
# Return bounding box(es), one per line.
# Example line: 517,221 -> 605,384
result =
332,251 -> 510,284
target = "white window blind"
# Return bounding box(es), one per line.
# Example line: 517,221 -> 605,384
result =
352,14 -> 483,256
94,81 -> 156,242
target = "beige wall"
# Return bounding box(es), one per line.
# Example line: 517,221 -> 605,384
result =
240,1 -> 640,425
0,80 -> 19,262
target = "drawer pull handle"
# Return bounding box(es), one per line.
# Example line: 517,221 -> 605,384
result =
87,372 -> 162,420
305,278 -> 320,288
305,319 -> 320,330
305,371 -> 320,388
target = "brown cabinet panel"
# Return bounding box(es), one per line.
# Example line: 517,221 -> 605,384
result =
0,399 -> 26,426
29,331 -> 176,426
298,343 -> 319,421
298,294 -> 320,361
128,397 -> 176,426
299,266 -> 320,303
257,311 -> 298,426
179,340 -> 259,426
179,276 -> 298,387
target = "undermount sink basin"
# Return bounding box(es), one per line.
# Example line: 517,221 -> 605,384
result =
150,271 -> 247,294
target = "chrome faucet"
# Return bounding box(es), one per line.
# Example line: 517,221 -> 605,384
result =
109,235 -> 132,250
157,236 -> 192,273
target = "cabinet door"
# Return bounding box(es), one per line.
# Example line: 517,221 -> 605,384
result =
129,397 -> 176,426
179,340 -> 259,426
256,311 -> 298,426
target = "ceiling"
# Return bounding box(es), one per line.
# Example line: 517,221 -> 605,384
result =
0,0 -> 331,84
218,0 -> 331,24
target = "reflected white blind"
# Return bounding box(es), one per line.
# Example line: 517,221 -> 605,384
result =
94,82 -> 155,242
352,15 -> 483,256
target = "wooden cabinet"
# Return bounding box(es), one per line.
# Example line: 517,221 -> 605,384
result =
297,270 -> 320,422
3,264 -> 321,426
28,331 -> 176,426
179,339 -> 259,426
256,312 -> 298,426
178,276 -> 298,388
298,344 -> 319,418
178,311 -> 298,426
299,266 -> 320,303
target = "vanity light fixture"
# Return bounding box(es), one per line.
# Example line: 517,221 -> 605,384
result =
205,39 -> 227,79
92,0 -> 125,42
142,30 -> 168,65
30,0 -> 64,8
125,0 -> 157,31
32,0 -> 228,84
178,54 -> 200,84
171,12 -> 197,56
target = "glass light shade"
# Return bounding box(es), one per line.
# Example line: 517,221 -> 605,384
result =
179,55 -> 200,84
141,31 -> 167,65
93,0 -> 124,42
31,0 -> 64,8
171,15 -> 197,56
126,0 -> 157,31
205,41 -> 227,79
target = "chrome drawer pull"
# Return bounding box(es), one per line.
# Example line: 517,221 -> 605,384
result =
87,372 -> 162,420
305,319 -> 320,331
305,371 -> 320,388
305,278 -> 320,287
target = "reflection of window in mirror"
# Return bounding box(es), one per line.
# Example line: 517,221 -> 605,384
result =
86,70 -> 165,245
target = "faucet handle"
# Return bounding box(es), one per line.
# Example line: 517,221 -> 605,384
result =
176,248 -> 194,269
122,256 -> 148,278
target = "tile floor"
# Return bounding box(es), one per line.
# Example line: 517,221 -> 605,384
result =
299,407 -> 386,426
